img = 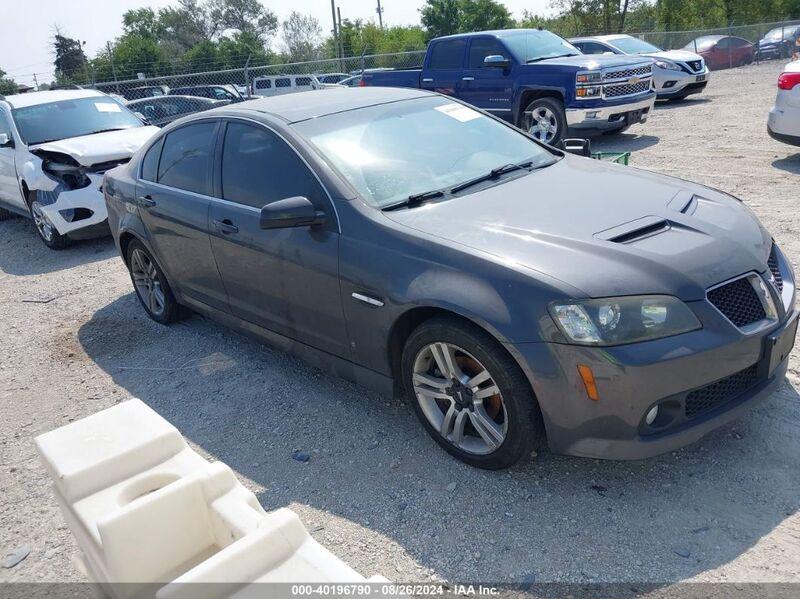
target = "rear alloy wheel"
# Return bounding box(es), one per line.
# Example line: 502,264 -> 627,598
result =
522,97 -> 566,146
29,196 -> 69,250
127,240 -> 180,324
402,316 -> 543,469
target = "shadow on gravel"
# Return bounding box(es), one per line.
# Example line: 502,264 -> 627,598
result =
78,295 -> 800,584
0,218 -> 114,276
771,155 -> 800,174
654,97 -> 713,110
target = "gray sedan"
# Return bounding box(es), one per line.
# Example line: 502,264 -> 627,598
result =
103,87 -> 797,469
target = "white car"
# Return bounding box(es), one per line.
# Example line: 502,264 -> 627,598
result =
250,74 -> 341,97
769,60 -> 800,147
0,89 -> 158,249
570,34 -> 711,100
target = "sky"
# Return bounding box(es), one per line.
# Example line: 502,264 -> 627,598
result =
1,0 -> 552,87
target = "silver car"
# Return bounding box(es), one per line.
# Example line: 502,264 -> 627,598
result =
571,34 -> 711,100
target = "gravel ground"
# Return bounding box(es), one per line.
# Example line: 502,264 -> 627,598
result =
2,59 -> 800,587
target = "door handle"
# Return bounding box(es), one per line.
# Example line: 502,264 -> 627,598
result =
212,219 -> 239,235
422,77 -> 433,83
462,76 -> 475,81
137,195 -> 156,208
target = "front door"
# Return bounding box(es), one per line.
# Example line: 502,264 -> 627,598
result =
207,120 -> 348,356
136,120 -> 229,311
459,37 -> 514,118
421,38 -> 467,98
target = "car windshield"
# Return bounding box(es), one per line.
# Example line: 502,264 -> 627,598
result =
609,36 -> 661,54
687,37 -> 722,51
502,30 -> 581,62
12,96 -> 143,145
765,27 -> 797,40
294,96 -> 557,208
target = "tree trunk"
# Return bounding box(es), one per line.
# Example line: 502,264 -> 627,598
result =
618,0 -> 630,33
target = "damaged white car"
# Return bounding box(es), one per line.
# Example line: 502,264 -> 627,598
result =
0,89 -> 158,249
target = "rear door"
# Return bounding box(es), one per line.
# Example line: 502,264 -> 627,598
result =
459,37 -> 514,116
421,38 -> 467,97
207,119 -> 348,356
136,120 -> 229,311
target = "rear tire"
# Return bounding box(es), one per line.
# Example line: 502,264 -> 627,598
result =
521,97 -> 567,146
28,193 -> 69,250
126,239 -> 181,325
401,315 -> 544,470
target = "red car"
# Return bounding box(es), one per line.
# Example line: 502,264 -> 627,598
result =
683,35 -> 755,70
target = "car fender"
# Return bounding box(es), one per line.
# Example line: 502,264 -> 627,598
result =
512,84 -> 568,124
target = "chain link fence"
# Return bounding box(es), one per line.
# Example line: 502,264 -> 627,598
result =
80,18 -> 799,105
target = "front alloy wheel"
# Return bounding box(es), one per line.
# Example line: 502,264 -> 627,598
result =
30,198 -> 69,250
402,316 -> 543,469
413,342 -> 508,455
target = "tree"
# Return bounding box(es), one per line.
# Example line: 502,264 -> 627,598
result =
208,0 -> 278,44
281,11 -> 323,62
53,30 -> 89,85
0,68 -> 18,95
420,0 -> 514,40
420,0 -> 461,39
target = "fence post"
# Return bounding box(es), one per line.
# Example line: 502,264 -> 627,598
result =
728,22 -> 733,69
243,54 -> 251,95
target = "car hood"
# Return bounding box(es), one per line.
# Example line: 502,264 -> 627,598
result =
641,49 -> 703,63
534,53 -> 652,70
383,156 -> 771,301
28,126 -> 160,167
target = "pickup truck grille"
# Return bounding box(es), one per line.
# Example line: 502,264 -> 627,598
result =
600,63 -> 653,99
605,80 -> 652,98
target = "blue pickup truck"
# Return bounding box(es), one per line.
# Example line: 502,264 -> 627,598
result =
362,28 -> 657,145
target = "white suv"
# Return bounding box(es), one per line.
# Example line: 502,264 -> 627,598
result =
0,89 -> 158,249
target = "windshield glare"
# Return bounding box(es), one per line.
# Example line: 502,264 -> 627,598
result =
12,96 -> 143,145
503,30 -> 580,62
687,37 -> 721,50
765,27 -> 797,40
610,37 -> 661,54
295,96 -> 556,208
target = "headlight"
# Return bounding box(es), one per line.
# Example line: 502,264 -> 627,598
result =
655,60 -> 682,71
576,71 -> 602,84
549,295 -> 701,346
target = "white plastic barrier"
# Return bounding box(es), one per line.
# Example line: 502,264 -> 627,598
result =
35,398 -> 387,598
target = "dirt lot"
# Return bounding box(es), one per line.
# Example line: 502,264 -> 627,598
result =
2,59 -> 800,587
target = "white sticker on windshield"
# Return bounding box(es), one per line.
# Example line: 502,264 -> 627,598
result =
435,103 -> 482,122
95,102 -> 122,113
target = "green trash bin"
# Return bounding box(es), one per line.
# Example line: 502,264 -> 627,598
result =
591,151 -> 631,165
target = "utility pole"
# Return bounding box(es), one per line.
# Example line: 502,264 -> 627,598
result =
330,1 -> 339,61
337,6 -> 345,70
33,73 -> 39,91
376,0 -> 384,29
107,41 -> 119,94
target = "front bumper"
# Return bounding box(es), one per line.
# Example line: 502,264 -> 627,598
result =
511,300 -> 798,460
655,67 -> 710,98
36,173 -> 109,237
566,95 -> 656,131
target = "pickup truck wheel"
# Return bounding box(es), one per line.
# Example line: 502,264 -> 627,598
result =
521,98 -> 566,146
402,316 -> 543,470
28,194 -> 70,250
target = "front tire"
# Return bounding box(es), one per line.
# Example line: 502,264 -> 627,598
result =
126,240 -> 180,324
521,97 -> 566,146
401,316 -> 543,469
28,194 -> 69,250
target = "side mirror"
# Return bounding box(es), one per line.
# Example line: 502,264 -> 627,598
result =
133,112 -> 150,125
260,196 -> 326,230
483,55 -> 510,69
561,138 -> 592,157
0,133 -> 14,148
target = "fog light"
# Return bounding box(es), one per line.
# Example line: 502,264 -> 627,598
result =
645,405 -> 659,425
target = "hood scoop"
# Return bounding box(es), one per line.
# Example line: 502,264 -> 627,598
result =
596,216 -> 672,244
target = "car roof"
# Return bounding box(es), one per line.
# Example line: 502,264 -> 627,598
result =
228,87 -> 432,123
571,34 -> 629,42
128,95 -> 220,104
2,88 -> 106,109
434,28 -> 556,41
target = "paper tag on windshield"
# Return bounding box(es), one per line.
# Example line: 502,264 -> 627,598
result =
95,102 -> 122,113
435,103 -> 482,122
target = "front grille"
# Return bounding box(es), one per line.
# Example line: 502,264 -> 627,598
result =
707,276 -> 766,328
685,364 -> 760,419
603,65 -> 652,81
686,60 -> 703,72
768,246 -> 784,293
604,80 -> 652,98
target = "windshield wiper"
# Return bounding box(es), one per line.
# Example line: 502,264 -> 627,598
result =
84,127 -> 131,136
381,189 -> 445,212
449,161 -> 534,195
527,53 -> 580,63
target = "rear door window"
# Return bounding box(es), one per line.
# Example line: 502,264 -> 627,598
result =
275,78 -> 291,88
157,122 -> 216,195
429,40 -> 466,70
140,137 -> 164,182
295,77 -> 312,87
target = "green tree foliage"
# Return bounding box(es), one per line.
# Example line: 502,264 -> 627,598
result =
0,68 -> 18,95
281,11 -> 324,62
324,19 -> 426,58
420,0 -> 514,40
53,32 -> 89,85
